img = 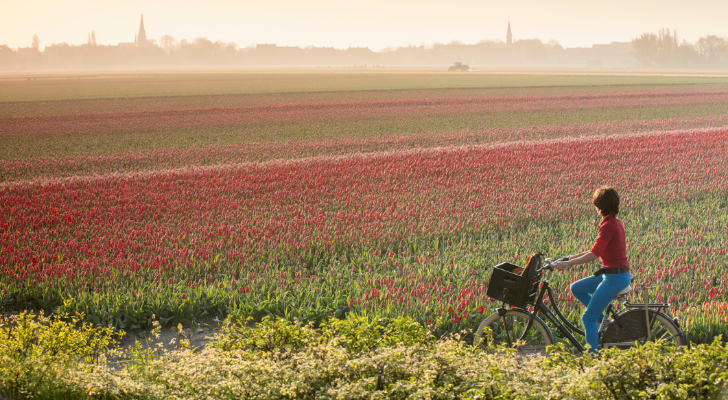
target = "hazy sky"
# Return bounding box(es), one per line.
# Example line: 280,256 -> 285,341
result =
3,0 -> 728,51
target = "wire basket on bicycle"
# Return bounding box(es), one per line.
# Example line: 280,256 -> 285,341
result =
486,254 -> 543,308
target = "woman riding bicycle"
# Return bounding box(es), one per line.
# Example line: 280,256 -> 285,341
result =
553,186 -> 631,354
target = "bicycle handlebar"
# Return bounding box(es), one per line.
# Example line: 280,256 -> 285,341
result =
542,256 -> 569,272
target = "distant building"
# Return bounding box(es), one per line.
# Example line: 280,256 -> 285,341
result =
591,42 -> 632,58
253,43 -> 305,65
255,43 -> 278,52
118,13 -> 151,48
255,43 -> 302,54
137,14 -> 148,45
16,47 -> 40,57
564,42 -> 636,67
506,21 -> 513,45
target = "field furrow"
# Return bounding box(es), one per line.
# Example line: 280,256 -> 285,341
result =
2,91 -> 728,162
4,72 -> 728,103
4,91 -> 728,139
2,84 -> 727,118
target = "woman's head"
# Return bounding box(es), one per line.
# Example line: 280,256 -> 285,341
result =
592,186 -> 619,217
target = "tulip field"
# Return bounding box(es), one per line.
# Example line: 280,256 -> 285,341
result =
1,72 -> 728,344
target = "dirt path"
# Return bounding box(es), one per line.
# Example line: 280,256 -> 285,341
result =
116,317 -> 225,354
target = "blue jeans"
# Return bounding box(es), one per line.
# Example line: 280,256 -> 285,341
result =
570,272 -> 631,354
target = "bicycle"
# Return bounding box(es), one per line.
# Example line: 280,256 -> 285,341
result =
473,257 -> 686,353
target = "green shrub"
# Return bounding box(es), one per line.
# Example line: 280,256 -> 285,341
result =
319,314 -> 433,353
0,309 -> 123,400
212,314 -> 432,355
0,309 -> 121,365
212,315 -> 318,353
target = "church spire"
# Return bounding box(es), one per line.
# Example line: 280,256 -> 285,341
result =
506,21 -> 513,45
137,13 -> 147,45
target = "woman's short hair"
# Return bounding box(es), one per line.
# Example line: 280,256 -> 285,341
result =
592,186 -> 619,216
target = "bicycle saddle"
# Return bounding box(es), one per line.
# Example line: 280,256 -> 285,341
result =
616,285 -> 632,296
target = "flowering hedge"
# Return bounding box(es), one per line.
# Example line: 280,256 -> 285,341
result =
1,313 -> 727,400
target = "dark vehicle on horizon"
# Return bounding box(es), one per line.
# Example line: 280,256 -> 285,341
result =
448,62 -> 470,71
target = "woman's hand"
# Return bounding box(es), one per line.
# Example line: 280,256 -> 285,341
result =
554,260 -> 569,271
556,252 -> 597,271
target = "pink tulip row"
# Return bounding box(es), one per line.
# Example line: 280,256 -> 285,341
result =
3,115 -> 728,185
3,91 -> 727,139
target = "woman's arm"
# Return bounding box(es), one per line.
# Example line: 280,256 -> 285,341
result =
566,250 -> 592,260
555,252 -> 598,271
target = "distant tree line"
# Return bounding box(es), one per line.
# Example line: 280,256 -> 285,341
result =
0,36 -> 568,70
631,28 -> 728,67
1,29 -> 727,70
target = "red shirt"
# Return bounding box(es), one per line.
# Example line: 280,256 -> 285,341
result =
590,214 -> 629,269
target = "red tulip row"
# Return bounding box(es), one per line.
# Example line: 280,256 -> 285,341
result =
2,128 -> 726,287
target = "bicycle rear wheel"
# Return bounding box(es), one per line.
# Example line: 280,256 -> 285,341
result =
474,310 -> 553,352
601,309 -> 686,349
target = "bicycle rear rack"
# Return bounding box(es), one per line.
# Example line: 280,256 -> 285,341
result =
624,302 -> 670,310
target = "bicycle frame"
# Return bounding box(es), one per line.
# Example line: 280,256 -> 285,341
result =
527,267 -> 586,352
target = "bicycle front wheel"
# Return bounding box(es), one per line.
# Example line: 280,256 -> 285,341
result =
601,309 -> 686,349
474,309 -> 553,352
